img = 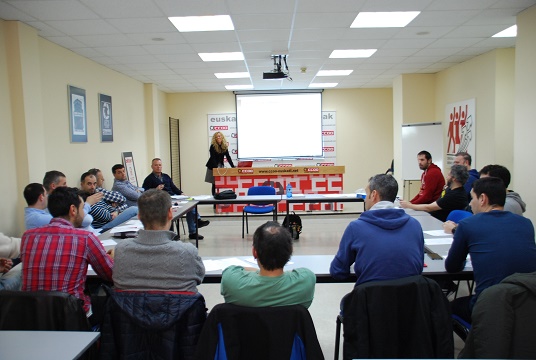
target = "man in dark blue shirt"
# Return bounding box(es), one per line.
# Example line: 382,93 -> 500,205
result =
142,158 -> 209,239
445,177 -> 536,323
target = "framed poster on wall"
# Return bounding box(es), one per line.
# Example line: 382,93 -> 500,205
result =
99,93 -> 113,142
122,152 -> 138,187
68,85 -> 87,143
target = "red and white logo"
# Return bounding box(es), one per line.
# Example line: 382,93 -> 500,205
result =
210,126 -> 228,131
238,169 -> 254,174
322,130 -> 334,136
305,167 -> 320,172
317,163 -> 334,166
323,146 -> 335,152
275,164 -> 293,167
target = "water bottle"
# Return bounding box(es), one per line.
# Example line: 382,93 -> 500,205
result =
286,183 -> 292,198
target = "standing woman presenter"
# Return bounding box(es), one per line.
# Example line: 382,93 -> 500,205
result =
205,132 -> 235,195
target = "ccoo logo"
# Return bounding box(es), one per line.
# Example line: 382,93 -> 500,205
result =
210,126 -> 228,131
322,131 -> 334,136
323,147 -> 335,152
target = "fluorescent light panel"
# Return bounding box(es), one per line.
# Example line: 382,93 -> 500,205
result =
493,25 -> 517,38
351,11 -> 420,28
225,85 -> 253,90
199,52 -> 244,62
215,72 -> 250,79
169,15 -> 234,32
329,49 -> 376,58
316,70 -> 353,76
309,83 -> 338,88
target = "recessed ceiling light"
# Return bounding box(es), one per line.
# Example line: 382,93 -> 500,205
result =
215,72 -> 250,79
329,49 -> 376,58
199,52 -> 244,62
169,15 -> 234,32
309,83 -> 338,88
225,85 -> 254,90
351,11 -> 420,28
316,70 -> 353,76
492,25 -> 517,38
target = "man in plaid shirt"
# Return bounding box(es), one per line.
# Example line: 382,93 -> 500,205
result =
80,172 -> 138,231
21,186 -> 114,318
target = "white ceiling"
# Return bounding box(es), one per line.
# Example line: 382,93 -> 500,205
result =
1,0 -> 535,93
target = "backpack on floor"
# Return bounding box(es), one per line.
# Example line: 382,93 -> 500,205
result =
283,212 -> 302,240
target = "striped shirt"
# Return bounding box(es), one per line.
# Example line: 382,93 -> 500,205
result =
21,218 -> 113,313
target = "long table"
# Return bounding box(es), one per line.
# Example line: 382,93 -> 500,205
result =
195,195 -> 282,221
284,193 -> 365,220
0,331 -> 100,359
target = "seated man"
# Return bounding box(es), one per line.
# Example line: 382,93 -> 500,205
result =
221,221 -> 316,308
445,177 -> 536,323
23,183 -> 52,230
400,165 -> 469,222
80,172 -> 138,232
142,158 -> 209,240
21,187 -> 113,321
0,232 -> 22,291
479,164 -> 525,215
452,152 -> 479,200
113,189 -> 204,291
87,168 -> 129,211
410,151 -> 445,204
111,164 -> 144,207
330,174 -> 424,285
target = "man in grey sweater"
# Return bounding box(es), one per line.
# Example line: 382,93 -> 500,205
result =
112,189 -> 205,292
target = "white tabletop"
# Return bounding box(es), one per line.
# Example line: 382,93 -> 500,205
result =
0,331 -> 100,360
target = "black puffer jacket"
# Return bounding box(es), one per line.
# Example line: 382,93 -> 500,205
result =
99,290 -> 207,360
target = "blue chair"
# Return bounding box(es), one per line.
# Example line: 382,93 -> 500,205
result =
446,210 -> 472,223
242,186 -> 276,238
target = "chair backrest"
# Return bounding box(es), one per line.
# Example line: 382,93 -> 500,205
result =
459,272 -> 536,359
341,275 -> 454,359
99,289 -> 207,360
0,290 -> 90,331
446,209 -> 472,223
247,186 -> 276,196
195,303 -> 324,360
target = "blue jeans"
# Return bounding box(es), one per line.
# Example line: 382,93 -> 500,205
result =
101,206 -> 139,232
186,209 -> 200,234
0,264 -> 22,291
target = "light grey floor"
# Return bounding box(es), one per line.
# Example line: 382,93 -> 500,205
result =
184,210 -> 466,359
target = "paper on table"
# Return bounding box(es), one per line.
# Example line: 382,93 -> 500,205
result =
203,257 -> 259,272
100,239 -> 117,247
424,238 -> 453,246
423,230 -> 452,237
124,219 -> 143,227
109,225 -> 141,234
171,195 -> 188,200
192,195 -> 212,200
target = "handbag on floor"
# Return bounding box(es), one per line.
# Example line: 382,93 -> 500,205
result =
283,212 -> 302,240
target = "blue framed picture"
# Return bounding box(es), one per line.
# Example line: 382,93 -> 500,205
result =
68,85 -> 87,143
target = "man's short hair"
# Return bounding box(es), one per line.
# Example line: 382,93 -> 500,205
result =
455,152 -> 472,165
43,170 -> 65,192
48,187 -> 82,218
23,183 -> 45,206
112,164 -> 124,174
450,164 -> 469,185
472,177 -> 506,207
138,189 -> 171,228
253,221 -> 293,271
368,174 -> 398,202
87,168 -> 101,177
417,150 -> 432,160
80,171 -> 94,183
151,158 -> 161,163
479,164 -> 511,188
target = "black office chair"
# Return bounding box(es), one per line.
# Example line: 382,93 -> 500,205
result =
459,272 -> 536,359
0,290 -> 90,331
334,275 -> 453,360
195,303 -> 324,360
99,287 -> 207,360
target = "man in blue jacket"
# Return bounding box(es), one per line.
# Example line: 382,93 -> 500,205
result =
330,174 -> 424,285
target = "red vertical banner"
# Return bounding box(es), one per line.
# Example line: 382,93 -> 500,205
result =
446,99 -> 476,166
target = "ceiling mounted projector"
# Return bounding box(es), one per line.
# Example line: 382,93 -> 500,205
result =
263,54 -> 291,80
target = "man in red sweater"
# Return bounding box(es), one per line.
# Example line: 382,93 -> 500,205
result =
410,150 -> 445,204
